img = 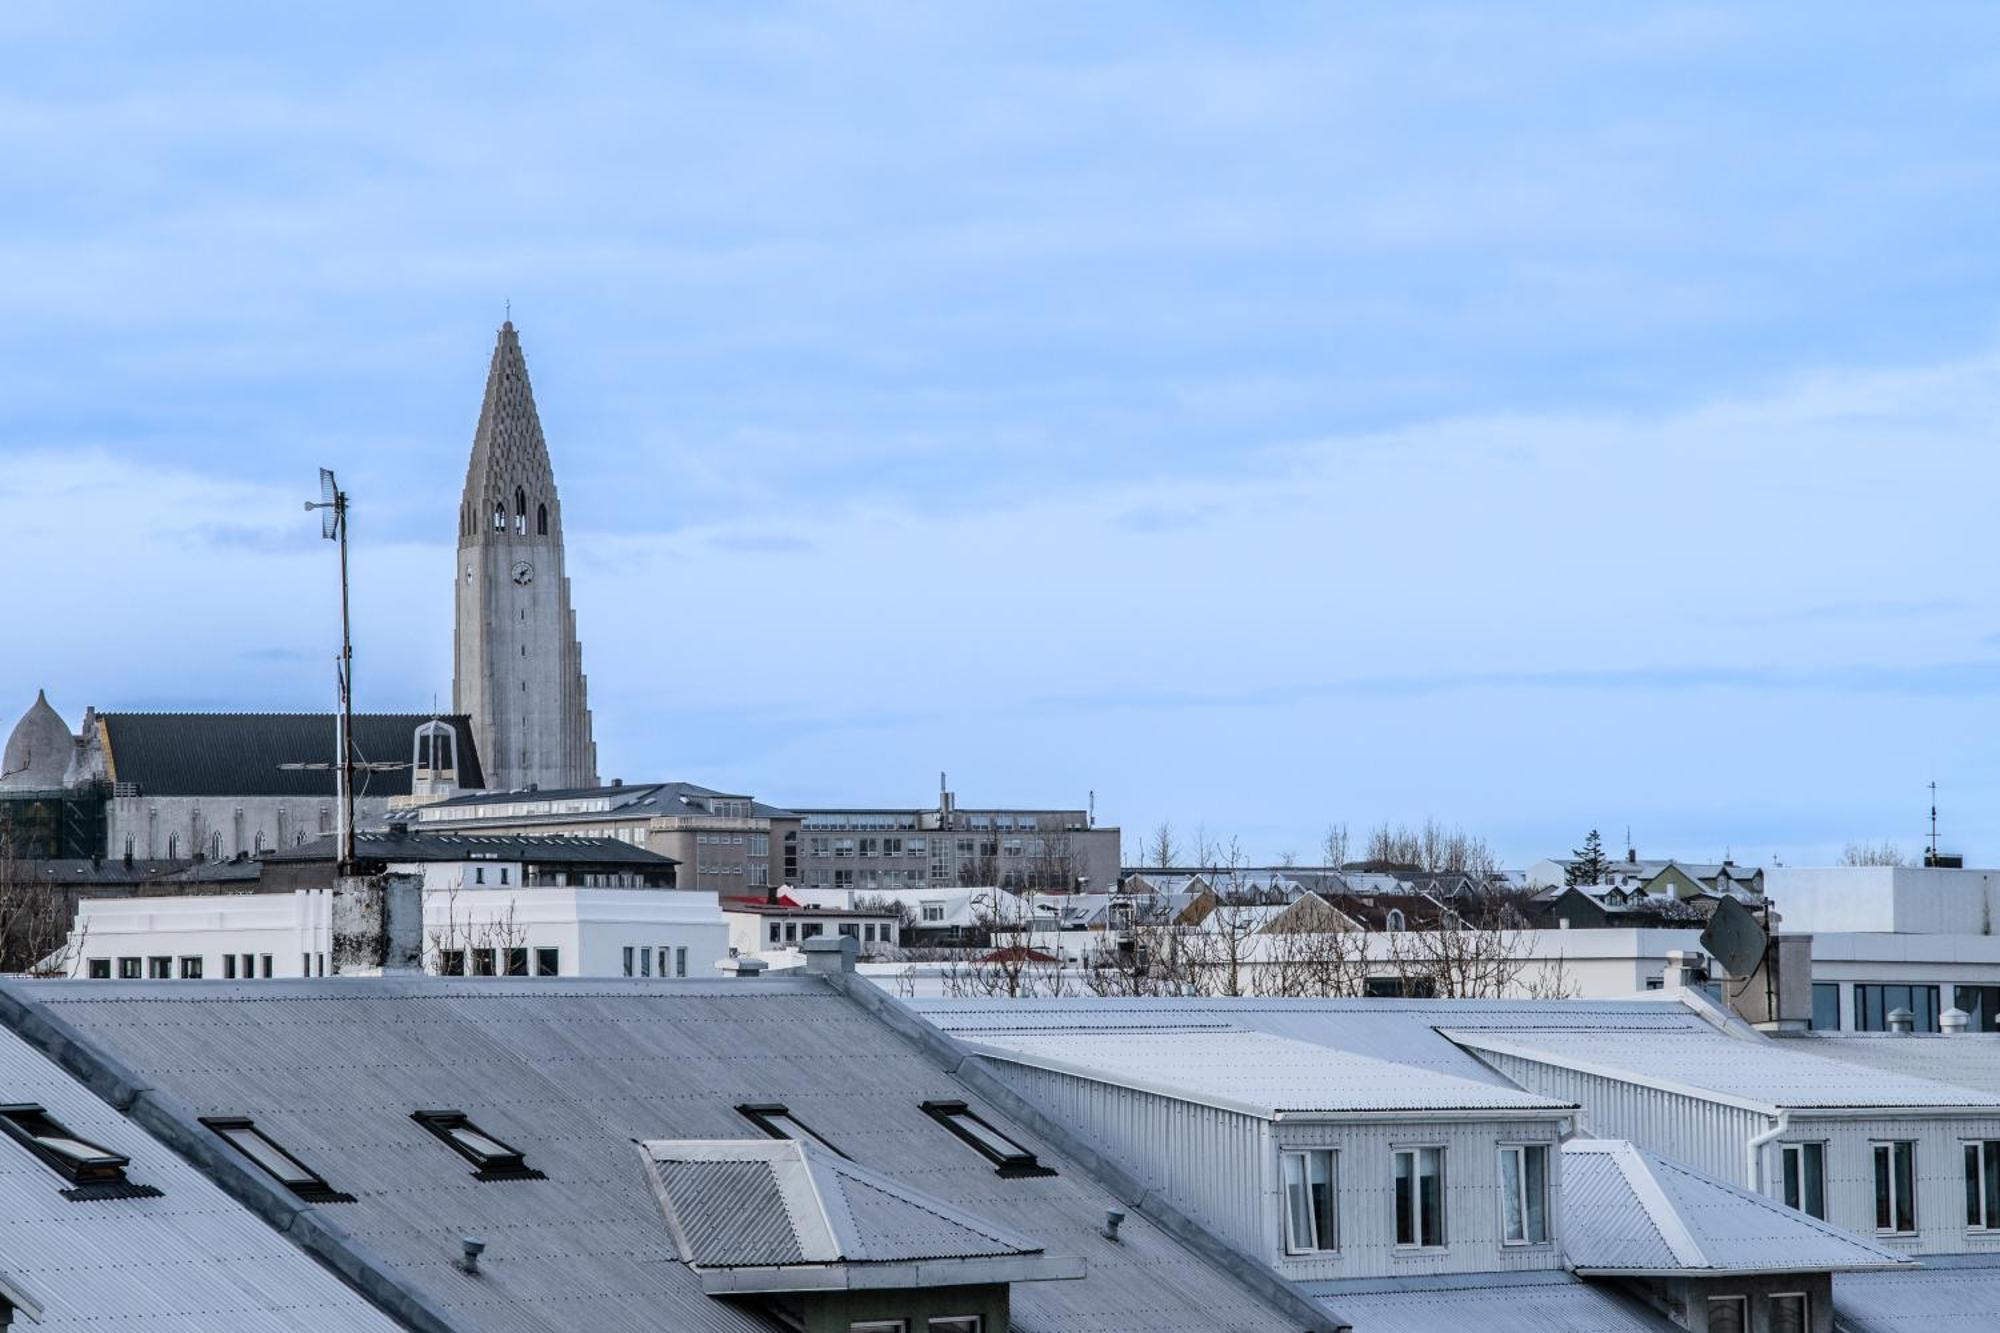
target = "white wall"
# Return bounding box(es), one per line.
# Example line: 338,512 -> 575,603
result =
69,890 -> 334,978
1766,866 -> 2000,935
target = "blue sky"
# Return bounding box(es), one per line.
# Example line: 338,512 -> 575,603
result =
4,3 -> 2000,866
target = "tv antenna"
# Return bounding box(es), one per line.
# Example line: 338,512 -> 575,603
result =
1930,780 -> 1940,864
304,469 -> 358,871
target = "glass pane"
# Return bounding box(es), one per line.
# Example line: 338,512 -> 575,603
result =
1876,1145 -> 1893,1229
1282,1153 -> 1311,1251
1969,1144 -> 1983,1227
1895,1143 -> 1916,1233
1419,1148 -> 1444,1247
34,1135 -> 119,1166
1770,1294 -> 1806,1333
1985,1142 -> 2000,1227
1308,1151 -> 1336,1250
1394,1152 -> 1414,1245
949,1112 -> 1028,1161
221,1126 -> 314,1185
1804,1143 -> 1825,1220
1499,1149 -> 1524,1242
1812,984 -> 1841,1031
1783,1147 -> 1802,1210
928,1321 -> 981,1333
448,1126 -> 515,1160
1524,1145 -> 1547,1243
1707,1297 -> 1746,1333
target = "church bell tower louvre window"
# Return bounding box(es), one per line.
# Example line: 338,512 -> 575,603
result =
536,503 -> 547,535
514,487 -> 526,532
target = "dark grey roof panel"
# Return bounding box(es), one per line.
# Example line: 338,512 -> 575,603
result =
659,1159 -> 804,1266
100,713 -> 485,797
264,830 -> 676,867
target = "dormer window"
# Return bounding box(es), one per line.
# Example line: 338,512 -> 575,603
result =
202,1116 -> 353,1202
413,1110 -> 543,1180
0,1105 -> 150,1197
737,1103 -> 845,1157
921,1101 -> 1054,1178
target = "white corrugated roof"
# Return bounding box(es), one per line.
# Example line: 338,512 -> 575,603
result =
1299,1271 -> 1677,1332
962,1028 -> 1575,1118
1560,1140 -> 1910,1275
1447,1027 -> 2000,1113
1834,1255 -> 2000,1330
1784,1033 -> 2000,1097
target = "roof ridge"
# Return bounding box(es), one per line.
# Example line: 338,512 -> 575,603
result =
1605,1141 -> 1708,1268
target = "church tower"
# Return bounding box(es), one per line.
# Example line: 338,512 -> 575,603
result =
453,322 -> 599,792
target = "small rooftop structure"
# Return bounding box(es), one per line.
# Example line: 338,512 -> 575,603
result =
1560,1139 -> 1909,1276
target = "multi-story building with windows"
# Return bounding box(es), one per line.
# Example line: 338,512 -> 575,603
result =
793,787 -> 1119,896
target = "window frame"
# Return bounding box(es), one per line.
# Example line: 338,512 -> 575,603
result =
201,1115 -> 352,1202
1966,1139 -> 2000,1231
737,1103 -> 846,1157
0,1104 -> 137,1190
1705,1294 -> 1748,1333
1392,1145 -> 1447,1249
1280,1147 -> 1339,1255
1781,1141 -> 1828,1220
921,1100 -> 1055,1178
411,1109 -> 544,1181
1497,1142 -> 1551,1246
1873,1139 -> 1919,1234
1768,1292 -> 1809,1333
927,1320 -> 984,1333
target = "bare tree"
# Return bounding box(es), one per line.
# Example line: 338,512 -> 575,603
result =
0,836 -> 87,975
1364,820 -> 1498,875
1840,840 -> 1907,867
1144,821 -> 1177,869
1321,823 -> 1350,869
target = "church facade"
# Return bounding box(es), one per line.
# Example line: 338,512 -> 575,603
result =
2,321 -> 596,861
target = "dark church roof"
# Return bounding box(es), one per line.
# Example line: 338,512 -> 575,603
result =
98,713 -> 485,798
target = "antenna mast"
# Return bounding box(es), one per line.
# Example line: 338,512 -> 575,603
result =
306,469 -> 356,871
1930,780 -> 1940,865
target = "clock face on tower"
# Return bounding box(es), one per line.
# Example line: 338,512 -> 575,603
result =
511,560 -> 535,586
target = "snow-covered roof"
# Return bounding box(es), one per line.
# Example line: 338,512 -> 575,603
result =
1560,1139 -> 1909,1276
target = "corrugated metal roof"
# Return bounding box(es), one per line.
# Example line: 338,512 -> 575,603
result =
1560,1140 -> 1909,1275
962,1028 -> 1574,1117
100,712 -> 484,796
18,978 -> 1299,1333
0,1024 -> 400,1331
656,1159 -> 803,1265
1783,1033 -> 2000,1096
1297,1271 -> 1678,1332
1835,1255 -> 2000,1332
1447,1028 -> 2000,1112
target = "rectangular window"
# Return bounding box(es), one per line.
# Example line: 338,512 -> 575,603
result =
922,1100 -> 1053,1177
769,923 -> 781,944
929,1320 -> 983,1333
849,1323 -> 907,1333
438,950 -> 466,976
1393,1147 -> 1446,1247
147,956 -> 170,979
922,902 -> 945,922
1769,1293 -> 1808,1333
474,867 -> 485,885
178,956 -> 203,980
301,952 -> 311,977
240,953 -> 254,980
737,1103 -> 845,1156
675,947 -> 688,978
117,957 -> 140,979
622,946 -> 634,977
222,955 -> 237,980
0,1105 -> 135,1189
87,959 -> 110,979
1967,1141 -> 2000,1230
534,947 -> 559,977
784,922 -> 798,942
203,1116 -> 350,1202
1706,1296 -> 1747,1333
1498,1144 -> 1549,1244
472,949 -> 497,977
412,1110 -> 540,1180
639,947 -> 652,977
1281,1149 -> 1338,1253
504,948 -> 528,977
260,954 -> 273,978
1782,1142 -> 1827,1220
1875,1140 -> 1917,1233
1811,983 -> 1841,1031
1855,984 -> 1941,1032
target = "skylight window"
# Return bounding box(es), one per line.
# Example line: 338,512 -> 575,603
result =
921,1101 -> 1054,1178
201,1116 -> 353,1202
736,1103 -> 846,1157
0,1104 -> 159,1199
412,1110 -> 544,1180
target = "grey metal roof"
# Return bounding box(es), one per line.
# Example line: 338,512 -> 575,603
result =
1781,1032 -> 2000,1096
14,977 -> 1299,1333
420,780 -> 797,820
100,711 -> 485,796
265,828 -> 677,867
1560,1140 -> 1909,1275
1834,1254 -> 2000,1332
1297,1271 -> 1678,1332
1447,1027 -> 2000,1113
0,1023 -> 400,1331
961,1028 -> 1575,1118
655,1158 -> 806,1266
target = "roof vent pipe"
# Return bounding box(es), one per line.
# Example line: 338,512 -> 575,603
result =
1887,1007 -> 1915,1035
1100,1208 -> 1125,1242
1943,1007 -> 1971,1035
459,1237 -> 486,1274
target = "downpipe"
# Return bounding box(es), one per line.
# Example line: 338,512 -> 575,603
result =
1746,1109 -> 1791,1193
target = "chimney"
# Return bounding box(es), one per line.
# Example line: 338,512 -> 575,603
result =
1943,1007 -> 1971,1035
802,935 -> 857,975
458,1237 -> 485,1274
1887,1007 -> 1915,1035
331,870 -> 425,975
1100,1208 -> 1125,1242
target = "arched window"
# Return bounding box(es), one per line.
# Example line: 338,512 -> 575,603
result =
536,503 -> 547,536
515,487 -> 526,533
210,831 -> 224,861
122,835 -> 135,861
492,502 -> 505,531
253,830 -> 267,854
167,834 -> 179,859
1385,909 -> 1406,933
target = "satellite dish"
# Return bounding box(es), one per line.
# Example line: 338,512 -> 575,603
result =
1700,895 -> 1768,978
318,468 -> 340,540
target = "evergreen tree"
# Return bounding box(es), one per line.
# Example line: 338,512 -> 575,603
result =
1567,829 -> 1610,887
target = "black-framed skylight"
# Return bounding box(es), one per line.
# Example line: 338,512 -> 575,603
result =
412,1110 -> 545,1181
735,1103 -> 847,1158
921,1101 -> 1055,1178
201,1116 -> 354,1203
0,1104 -> 161,1200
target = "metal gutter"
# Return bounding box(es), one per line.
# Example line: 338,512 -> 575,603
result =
0,980 -> 461,1333
815,967 -> 1353,1333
